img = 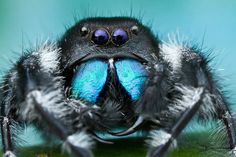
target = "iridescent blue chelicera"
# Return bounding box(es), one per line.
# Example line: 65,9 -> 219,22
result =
71,60 -> 108,103
115,59 -> 148,101
71,59 -> 147,103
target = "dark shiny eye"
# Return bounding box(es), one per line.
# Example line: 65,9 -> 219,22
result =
91,29 -> 109,45
112,28 -> 129,46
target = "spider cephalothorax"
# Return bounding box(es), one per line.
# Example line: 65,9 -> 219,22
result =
1,17 -> 236,157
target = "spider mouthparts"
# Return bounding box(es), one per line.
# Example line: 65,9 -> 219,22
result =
109,116 -> 144,136
91,132 -> 114,144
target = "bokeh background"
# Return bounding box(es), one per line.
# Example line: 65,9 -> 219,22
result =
0,0 -> 236,146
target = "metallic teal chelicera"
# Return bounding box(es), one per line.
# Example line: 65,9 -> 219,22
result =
71,60 -> 108,103
71,59 -> 147,102
115,59 -> 147,101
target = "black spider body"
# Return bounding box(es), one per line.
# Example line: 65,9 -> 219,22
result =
1,17 -> 236,157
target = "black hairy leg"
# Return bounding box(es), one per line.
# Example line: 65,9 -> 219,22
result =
191,51 -> 236,155
147,87 -> 205,157
151,42 -> 236,156
0,116 -> 15,157
26,90 -> 92,157
216,97 -> 236,155
111,38 -> 236,157
0,43 -> 100,157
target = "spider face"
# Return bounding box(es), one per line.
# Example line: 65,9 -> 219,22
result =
61,17 -> 159,106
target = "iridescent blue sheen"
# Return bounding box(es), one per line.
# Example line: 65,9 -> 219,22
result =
71,60 -> 108,103
115,59 -> 148,101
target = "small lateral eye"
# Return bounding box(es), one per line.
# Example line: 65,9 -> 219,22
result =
80,26 -> 89,36
130,25 -> 139,35
112,28 -> 129,46
91,29 -> 110,45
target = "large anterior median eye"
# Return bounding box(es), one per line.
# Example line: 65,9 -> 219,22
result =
71,60 -> 108,103
115,59 -> 147,101
112,28 -> 129,46
91,29 -> 110,45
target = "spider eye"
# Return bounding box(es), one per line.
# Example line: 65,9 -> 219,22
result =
112,28 -> 129,46
91,29 -> 109,45
131,25 -> 139,35
80,26 -> 89,36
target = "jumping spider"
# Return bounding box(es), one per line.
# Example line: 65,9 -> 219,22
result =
1,17 -> 236,157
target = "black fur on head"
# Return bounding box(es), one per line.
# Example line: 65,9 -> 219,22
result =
59,17 -> 160,70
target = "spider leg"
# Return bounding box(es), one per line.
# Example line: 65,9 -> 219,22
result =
147,87 -> 204,157
147,86 -> 205,157
216,100 -> 236,156
0,116 -> 16,157
0,43 -> 96,157
27,90 -> 93,157
19,55 -> 94,156
191,54 -> 236,156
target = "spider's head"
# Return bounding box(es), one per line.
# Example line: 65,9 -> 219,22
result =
60,17 -> 160,67
60,17 -> 160,108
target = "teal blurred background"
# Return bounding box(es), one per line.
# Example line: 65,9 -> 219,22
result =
0,0 -> 236,146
